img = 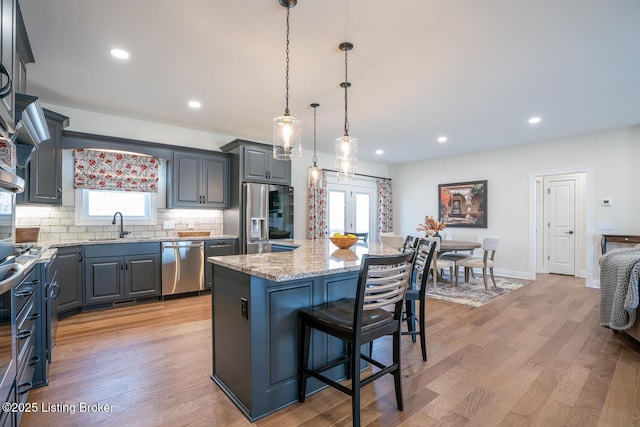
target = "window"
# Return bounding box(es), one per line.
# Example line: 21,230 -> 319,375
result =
75,189 -> 157,225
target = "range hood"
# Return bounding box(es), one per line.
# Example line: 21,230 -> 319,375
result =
12,93 -> 50,167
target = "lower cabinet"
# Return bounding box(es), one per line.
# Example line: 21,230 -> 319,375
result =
56,246 -> 83,316
83,243 -> 160,307
13,266 -> 44,426
204,239 -> 238,290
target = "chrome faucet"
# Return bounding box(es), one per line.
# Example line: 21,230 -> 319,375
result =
112,212 -> 131,238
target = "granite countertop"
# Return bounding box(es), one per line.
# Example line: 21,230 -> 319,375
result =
208,239 -> 400,282
48,234 -> 239,248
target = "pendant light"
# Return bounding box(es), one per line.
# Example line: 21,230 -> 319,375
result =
273,0 -> 302,160
335,42 -> 357,181
308,103 -> 322,188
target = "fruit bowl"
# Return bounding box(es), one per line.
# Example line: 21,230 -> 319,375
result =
329,236 -> 358,249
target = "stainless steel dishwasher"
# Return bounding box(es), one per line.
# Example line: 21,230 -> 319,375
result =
161,241 -> 204,295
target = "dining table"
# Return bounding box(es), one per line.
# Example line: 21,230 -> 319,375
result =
439,239 -> 482,253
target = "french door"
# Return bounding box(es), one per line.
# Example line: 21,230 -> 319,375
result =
327,181 -> 376,241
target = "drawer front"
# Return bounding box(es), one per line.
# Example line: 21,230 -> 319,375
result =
14,269 -> 37,316
16,344 -> 35,405
607,236 -> 640,244
84,242 -> 160,258
16,299 -> 38,366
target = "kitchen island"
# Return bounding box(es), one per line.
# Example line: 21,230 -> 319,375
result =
207,239 -> 398,421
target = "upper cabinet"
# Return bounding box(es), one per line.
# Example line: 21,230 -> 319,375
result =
0,0 -> 15,139
220,139 -> 291,186
242,145 -> 290,185
168,150 -> 229,209
17,109 -> 69,205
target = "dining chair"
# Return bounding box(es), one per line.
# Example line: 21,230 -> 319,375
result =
439,233 -> 478,278
455,237 -> 499,290
403,238 -> 437,361
345,231 -> 369,245
380,234 -> 405,250
439,233 -> 478,261
402,235 -> 417,252
297,251 -> 414,427
425,237 -> 454,289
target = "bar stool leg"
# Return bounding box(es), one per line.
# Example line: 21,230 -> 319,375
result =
297,318 -> 310,402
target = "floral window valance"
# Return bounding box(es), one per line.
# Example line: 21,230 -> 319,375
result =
74,149 -> 159,193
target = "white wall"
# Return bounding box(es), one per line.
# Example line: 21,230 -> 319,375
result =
390,125 -> 640,285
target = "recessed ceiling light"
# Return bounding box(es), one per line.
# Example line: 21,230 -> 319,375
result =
188,100 -> 202,109
528,116 -> 541,124
109,48 -> 130,60
375,149 -> 383,155
437,136 -> 447,143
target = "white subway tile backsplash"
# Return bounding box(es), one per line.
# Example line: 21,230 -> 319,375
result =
16,205 -> 225,244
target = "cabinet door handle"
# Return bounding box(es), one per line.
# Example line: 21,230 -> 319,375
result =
16,329 -> 32,340
0,63 -> 12,98
18,381 -> 33,395
51,282 -> 60,299
14,289 -> 33,298
120,262 -> 124,271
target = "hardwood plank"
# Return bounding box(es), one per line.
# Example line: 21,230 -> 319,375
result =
19,274 -> 640,426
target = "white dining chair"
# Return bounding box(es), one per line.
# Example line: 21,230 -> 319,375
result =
380,234 -> 405,250
455,237 -> 499,291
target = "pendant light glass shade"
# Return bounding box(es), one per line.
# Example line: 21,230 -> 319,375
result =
274,114 -> 302,159
335,134 -> 357,181
308,103 -> 322,188
335,42 -> 356,181
273,0 -> 301,160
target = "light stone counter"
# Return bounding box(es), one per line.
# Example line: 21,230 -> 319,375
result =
207,239 -> 399,282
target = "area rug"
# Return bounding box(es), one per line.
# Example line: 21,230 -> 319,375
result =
424,276 -> 529,307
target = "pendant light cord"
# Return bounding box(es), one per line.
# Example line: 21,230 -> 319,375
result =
312,104 -> 318,165
343,47 -> 349,136
284,6 -> 291,116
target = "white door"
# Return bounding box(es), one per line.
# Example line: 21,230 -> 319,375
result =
545,177 -> 576,275
327,182 -> 375,239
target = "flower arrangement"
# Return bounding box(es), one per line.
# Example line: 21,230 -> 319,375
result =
416,215 -> 447,237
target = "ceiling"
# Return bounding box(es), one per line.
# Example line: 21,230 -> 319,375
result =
18,0 -> 640,164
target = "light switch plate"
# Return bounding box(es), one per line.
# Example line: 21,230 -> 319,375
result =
187,221 -> 194,229
596,221 -> 614,230
163,220 -> 175,229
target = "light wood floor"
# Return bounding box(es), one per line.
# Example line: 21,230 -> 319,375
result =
22,274 -> 640,427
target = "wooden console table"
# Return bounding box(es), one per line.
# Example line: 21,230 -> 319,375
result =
601,234 -> 640,254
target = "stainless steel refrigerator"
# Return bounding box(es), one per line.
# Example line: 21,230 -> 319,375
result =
243,183 -> 294,253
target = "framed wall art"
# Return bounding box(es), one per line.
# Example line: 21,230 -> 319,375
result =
438,180 -> 487,228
